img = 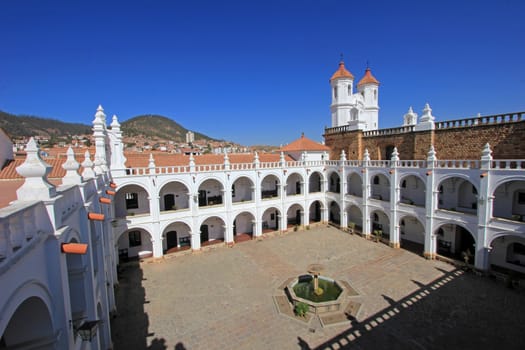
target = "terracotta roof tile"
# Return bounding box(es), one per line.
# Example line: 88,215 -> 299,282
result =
357,68 -> 380,86
124,152 -> 292,168
330,61 -> 354,81
280,134 -> 330,152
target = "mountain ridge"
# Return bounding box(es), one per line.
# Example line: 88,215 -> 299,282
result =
0,110 -> 220,143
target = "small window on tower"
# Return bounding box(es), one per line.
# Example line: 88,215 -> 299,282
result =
348,85 -> 351,95
334,87 -> 338,99
374,89 -> 377,100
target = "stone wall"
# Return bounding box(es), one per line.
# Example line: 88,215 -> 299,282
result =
324,120 -> 525,160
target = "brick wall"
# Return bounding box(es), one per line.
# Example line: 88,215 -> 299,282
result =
324,120 -> 525,160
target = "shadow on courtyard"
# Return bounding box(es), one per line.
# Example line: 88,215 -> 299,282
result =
298,267 -> 525,350
111,260 -> 187,350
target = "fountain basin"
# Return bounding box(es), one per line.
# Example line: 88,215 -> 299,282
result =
286,275 -> 348,314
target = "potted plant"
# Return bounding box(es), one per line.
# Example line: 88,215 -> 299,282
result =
348,221 -> 356,234
294,302 -> 309,317
373,229 -> 382,242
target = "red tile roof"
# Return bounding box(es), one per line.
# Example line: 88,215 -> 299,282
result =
124,152 -> 292,168
280,134 -> 330,152
330,61 -> 354,81
357,68 -> 380,86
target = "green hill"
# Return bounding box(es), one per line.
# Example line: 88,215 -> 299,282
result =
0,111 -> 219,143
0,110 -> 91,138
121,114 -> 216,142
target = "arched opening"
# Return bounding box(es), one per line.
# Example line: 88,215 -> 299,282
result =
328,172 -> 340,193
370,174 -> 390,201
329,201 -> 340,225
347,172 -> 362,197
232,176 -> 254,203
233,212 -> 255,243
1,297 -> 55,348
346,205 -> 362,234
115,184 -> 150,217
435,224 -> 476,264
286,173 -> 304,196
309,201 -> 323,224
437,177 -> 478,214
399,175 -> 425,207
261,175 -> 280,199
159,181 -> 190,211
200,216 -> 225,247
117,229 -> 153,260
399,216 -> 425,255
198,179 -> 224,207
490,236 -> 525,274
262,208 -> 280,233
308,172 -> 323,193
286,204 -> 303,229
493,180 -> 525,222
370,210 -> 389,240
163,222 -> 192,254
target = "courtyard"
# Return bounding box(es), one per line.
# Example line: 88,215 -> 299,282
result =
111,226 -> 525,350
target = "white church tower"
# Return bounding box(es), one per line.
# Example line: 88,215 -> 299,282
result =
357,67 -> 380,130
329,59 -> 380,131
330,59 -> 354,128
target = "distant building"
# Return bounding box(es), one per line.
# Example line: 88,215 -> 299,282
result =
186,131 -> 195,144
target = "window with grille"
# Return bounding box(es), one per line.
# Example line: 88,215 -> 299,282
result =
125,192 -> 138,209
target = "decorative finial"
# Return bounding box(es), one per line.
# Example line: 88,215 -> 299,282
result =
62,147 -> 82,185
81,150 -> 95,179
15,137 -> 56,200
391,147 -> 399,162
366,59 -> 370,69
340,53 -> 344,62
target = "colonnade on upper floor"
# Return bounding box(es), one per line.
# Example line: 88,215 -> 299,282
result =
111,145 -> 525,273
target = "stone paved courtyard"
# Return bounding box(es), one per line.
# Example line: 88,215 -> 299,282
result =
111,226 -> 525,349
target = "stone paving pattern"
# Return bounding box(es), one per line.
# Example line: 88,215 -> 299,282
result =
112,226 -> 525,350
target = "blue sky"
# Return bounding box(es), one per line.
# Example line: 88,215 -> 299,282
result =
1,1 -> 524,146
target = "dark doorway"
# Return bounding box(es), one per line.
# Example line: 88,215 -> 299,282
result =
313,201 -> 321,222
385,145 -> 395,160
198,190 -> 207,207
166,231 -> 178,250
295,209 -> 301,225
164,194 -> 175,211
456,226 -> 475,264
296,181 -> 301,195
200,225 -> 209,243
275,211 -> 279,230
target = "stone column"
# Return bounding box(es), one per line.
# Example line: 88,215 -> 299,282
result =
389,148 -> 400,248
423,146 -> 438,259
475,143 -> 493,271
362,149 -> 371,238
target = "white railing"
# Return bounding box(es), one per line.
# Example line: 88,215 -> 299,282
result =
0,202 -> 50,266
434,160 -> 480,169
120,157 -> 525,177
491,160 -> 525,170
436,112 -> 524,130
397,160 -> 427,168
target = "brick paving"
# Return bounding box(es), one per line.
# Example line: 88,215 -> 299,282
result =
111,226 -> 525,350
